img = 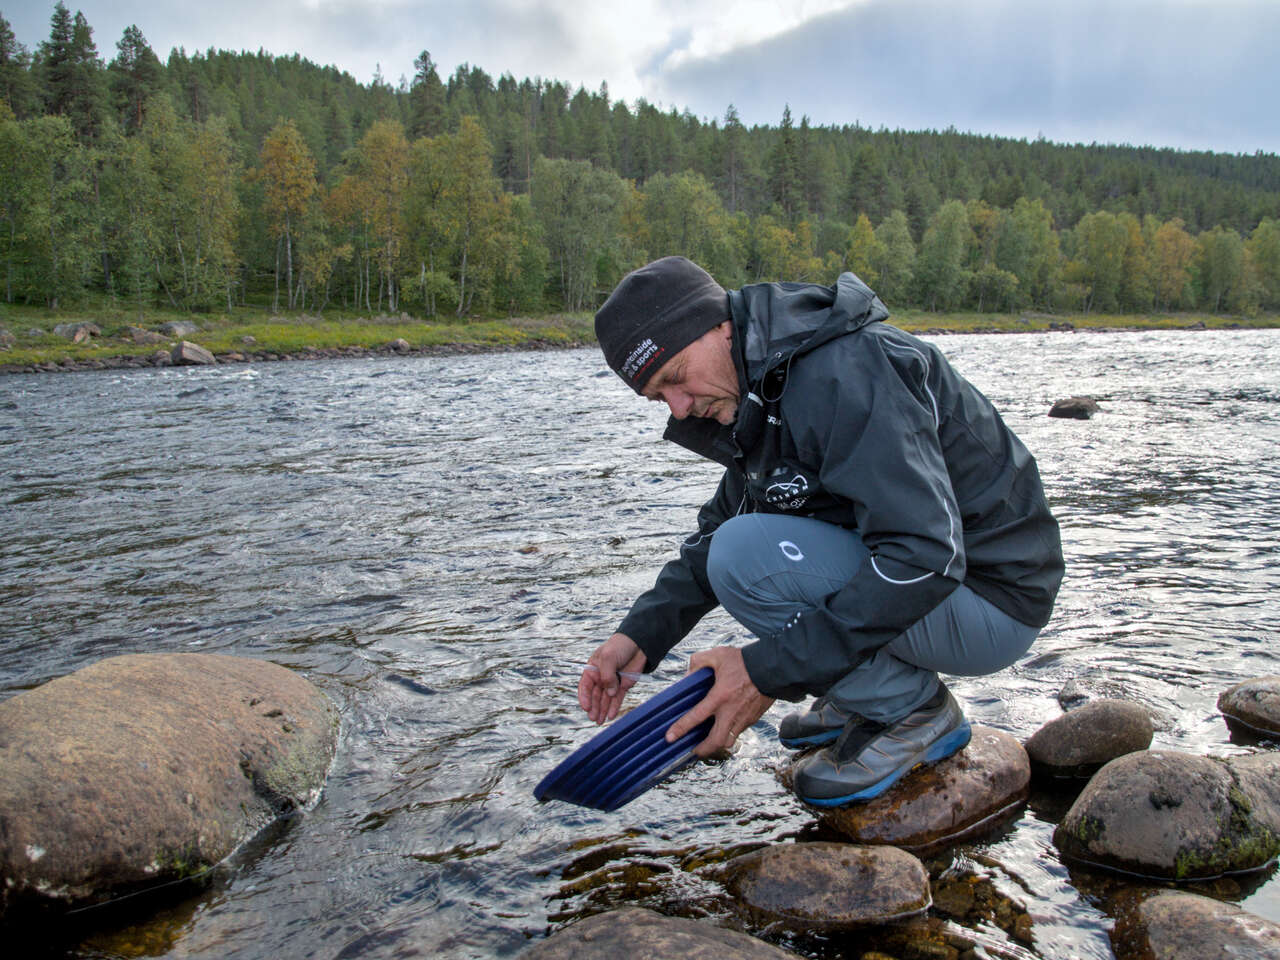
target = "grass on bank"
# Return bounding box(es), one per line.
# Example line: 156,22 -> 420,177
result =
0,303 -> 597,367
1,300 -> 1277,367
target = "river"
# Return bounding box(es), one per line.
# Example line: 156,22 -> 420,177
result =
2,329 -> 1279,959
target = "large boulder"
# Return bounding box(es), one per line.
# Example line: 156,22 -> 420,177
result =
810,726 -> 1030,856
1219,677 -> 1280,737
171,340 -> 216,366
521,907 -> 798,959
1111,890 -> 1280,960
0,653 -> 338,916
721,842 -> 930,931
1024,699 -> 1153,777
1054,750 -> 1280,879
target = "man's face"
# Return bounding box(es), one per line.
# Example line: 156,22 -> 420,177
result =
640,322 -> 740,424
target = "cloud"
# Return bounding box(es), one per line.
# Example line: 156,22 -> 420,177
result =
653,0 -> 1280,153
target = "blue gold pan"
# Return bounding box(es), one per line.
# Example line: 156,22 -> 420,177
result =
534,667 -> 715,812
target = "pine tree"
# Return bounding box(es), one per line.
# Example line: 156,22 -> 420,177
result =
767,106 -> 803,223
109,25 -> 161,133
408,51 -> 446,139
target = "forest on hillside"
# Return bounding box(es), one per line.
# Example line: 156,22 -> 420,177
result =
2,3 -> 1279,318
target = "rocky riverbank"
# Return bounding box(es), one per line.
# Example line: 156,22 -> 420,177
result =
529,676 -> 1280,960
2,657 -> 1278,959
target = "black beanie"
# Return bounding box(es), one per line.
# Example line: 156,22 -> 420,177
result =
594,256 -> 729,393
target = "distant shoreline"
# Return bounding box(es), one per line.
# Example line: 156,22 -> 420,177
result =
4,316 -> 1276,376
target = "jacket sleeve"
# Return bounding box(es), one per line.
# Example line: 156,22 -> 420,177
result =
616,468 -> 744,671
740,339 -> 965,700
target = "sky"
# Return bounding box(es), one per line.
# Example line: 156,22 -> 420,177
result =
7,0 -> 1279,155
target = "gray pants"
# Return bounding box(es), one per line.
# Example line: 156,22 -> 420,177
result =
705,513 -> 1039,722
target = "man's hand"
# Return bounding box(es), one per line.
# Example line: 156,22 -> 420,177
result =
665,646 -> 774,757
578,633 -> 647,724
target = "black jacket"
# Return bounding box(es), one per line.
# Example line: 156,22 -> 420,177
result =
616,273 -> 1064,701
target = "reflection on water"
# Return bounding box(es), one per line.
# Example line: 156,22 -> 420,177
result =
2,329 -> 1279,959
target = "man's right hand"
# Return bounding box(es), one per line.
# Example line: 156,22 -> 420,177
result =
578,633 -> 647,724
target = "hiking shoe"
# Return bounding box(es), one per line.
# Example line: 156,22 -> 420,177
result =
792,686 -> 971,807
779,697 -> 863,749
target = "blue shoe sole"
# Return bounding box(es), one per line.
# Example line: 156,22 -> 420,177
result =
779,728 -> 842,749
798,721 -> 972,808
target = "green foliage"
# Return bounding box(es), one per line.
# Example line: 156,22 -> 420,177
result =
915,200 -> 973,311
531,157 -> 630,310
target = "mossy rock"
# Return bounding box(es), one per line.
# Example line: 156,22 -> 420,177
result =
1054,750 -> 1280,880
0,653 -> 338,917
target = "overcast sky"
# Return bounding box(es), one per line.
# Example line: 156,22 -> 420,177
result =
7,0 -> 1278,155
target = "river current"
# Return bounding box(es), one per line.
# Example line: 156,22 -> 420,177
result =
2,329 -> 1279,959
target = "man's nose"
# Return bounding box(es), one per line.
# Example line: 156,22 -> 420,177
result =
666,391 -> 693,418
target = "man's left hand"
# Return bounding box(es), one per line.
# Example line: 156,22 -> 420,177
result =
665,646 -> 774,757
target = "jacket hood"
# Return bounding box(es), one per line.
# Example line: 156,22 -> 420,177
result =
732,272 -> 889,385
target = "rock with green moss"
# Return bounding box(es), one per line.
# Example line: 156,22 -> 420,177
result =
1219,676 -> 1280,737
0,652 -> 337,917
1110,890 -> 1280,959
721,842 -> 930,931
1053,750 -> 1280,879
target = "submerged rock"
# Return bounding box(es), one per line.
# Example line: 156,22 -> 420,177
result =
810,726 -> 1030,856
172,340 -> 216,365
1048,396 -> 1100,419
722,842 -> 930,931
1025,699 -> 1153,777
1111,890 -> 1280,960
0,653 -> 338,916
1219,676 -> 1280,737
1054,750 -> 1280,879
521,906 -> 798,958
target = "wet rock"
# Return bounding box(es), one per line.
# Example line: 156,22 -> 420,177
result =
1111,890 -> 1280,960
53,322 -> 100,343
1054,750 -> 1280,879
1025,699 -> 1153,777
1048,396 -> 1100,419
0,652 -> 338,916
388,337 -> 410,353
521,906 -> 798,958
123,324 -> 167,345
1219,676 -> 1280,736
171,340 -> 216,365
721,842 -> 930,931
811,726 -> 1030,856
158,321 -> 200,337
